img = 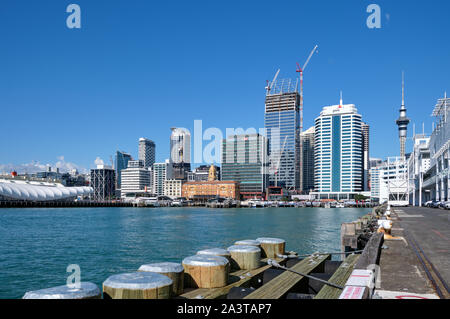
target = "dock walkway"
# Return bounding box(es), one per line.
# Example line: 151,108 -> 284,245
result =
378,207 -> 449,298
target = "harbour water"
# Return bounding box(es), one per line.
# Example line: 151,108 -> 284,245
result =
0,207 -> 368,299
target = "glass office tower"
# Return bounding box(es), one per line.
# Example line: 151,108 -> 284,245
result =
115,151 -> 132,189
221,133 -> 269,199
264,79 -> 300,190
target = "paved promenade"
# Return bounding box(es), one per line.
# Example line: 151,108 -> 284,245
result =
378,206 -> 449,298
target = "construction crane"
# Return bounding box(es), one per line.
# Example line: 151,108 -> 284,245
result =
265,69 -> 280,95
296,45 -> 318,191
296,45 -> 318,135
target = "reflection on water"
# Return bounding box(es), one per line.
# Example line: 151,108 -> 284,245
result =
0,207 -> 368,298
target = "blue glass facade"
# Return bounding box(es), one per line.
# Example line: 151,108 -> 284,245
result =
332,116 -> 341,192
115,151 -> 132,189
264,92 -> 300,189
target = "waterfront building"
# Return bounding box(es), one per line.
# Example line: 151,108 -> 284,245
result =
0,177 -> 92,202
164,179 -> 184,198
138,138 -> 156,168
378,157 -> 409,206
182,180 -> 240,201
362,122 -> 370,191
221,133 -> 269,199
423,94 -> 450,202
152,160 -> 169,196
115,151 -> 132,189
407,133 -> 431,206
265,186 -> 285,201
300,126 -> 315,193
264,77 -> 300,190
311,97 -> 364,200
120,160 -> 152,197
168,128 -> 191,180
90,165 -> 116,201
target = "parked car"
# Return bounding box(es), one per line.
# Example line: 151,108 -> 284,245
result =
445,202 -> 450,210
431,201 -> 441,208
423,201 -> 432,207
438,201 -> 448,208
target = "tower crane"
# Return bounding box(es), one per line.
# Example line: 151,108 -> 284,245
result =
265,69 -> 280,95
296,45 -> 318,191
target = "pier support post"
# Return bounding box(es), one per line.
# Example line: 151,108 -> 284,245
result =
138,262 -> 184,296
102,272 -> 173,299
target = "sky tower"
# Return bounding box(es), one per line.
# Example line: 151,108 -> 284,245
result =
396,72 -> 410,158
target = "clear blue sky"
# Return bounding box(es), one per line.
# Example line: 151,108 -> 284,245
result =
1,0 -> 449,172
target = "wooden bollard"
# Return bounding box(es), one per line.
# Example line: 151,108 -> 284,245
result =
256,237 -> 286,258
22,282 -> 101,299
138,262 -> 184,296
182,255 -> 229,289
197,248 -> 231,260
234,239 -> 260,247
227,245 -> 261,270
102,272 -> 172,299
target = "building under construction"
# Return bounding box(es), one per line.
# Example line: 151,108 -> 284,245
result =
264,75 -> 300,190
90,165 -> 116,201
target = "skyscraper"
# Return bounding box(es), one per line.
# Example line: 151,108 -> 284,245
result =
264,77 -> 300,190
115,151 -> 132,189
221,133 -> 269,199
300,126 -> 315,193
396,73 -> 410,158
138,138 -> 156,168
362,123 -> 370,191
313,97 -> 363,200
169,128 -> 191,180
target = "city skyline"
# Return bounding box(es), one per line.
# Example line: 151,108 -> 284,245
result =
1,1 -> 450,172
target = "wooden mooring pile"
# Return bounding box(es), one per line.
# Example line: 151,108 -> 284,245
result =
22,217 -> 386,300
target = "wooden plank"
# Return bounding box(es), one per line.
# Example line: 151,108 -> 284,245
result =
178,258 -> 284,299
243,254 -> 330,299
314,254 -> 360,299
354,232 -> 383,269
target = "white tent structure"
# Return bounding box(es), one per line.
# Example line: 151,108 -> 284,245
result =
0,179 -> 92,202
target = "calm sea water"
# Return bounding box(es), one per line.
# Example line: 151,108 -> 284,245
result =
0,207 -> 368,299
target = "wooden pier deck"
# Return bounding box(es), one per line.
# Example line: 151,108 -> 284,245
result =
244,254 -> 330,299
314,253 -> 360,299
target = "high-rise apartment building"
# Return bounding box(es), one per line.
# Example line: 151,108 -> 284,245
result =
221,133 -> 269,199
312,98 -> 363,200
300,126 -> 315,193
264,78 -> 300,190
138,138 -> 156,168
152,160 -> 169,196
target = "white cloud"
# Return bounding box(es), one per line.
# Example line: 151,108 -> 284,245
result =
0,157 -> 88,175
94,157 -> 105,166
